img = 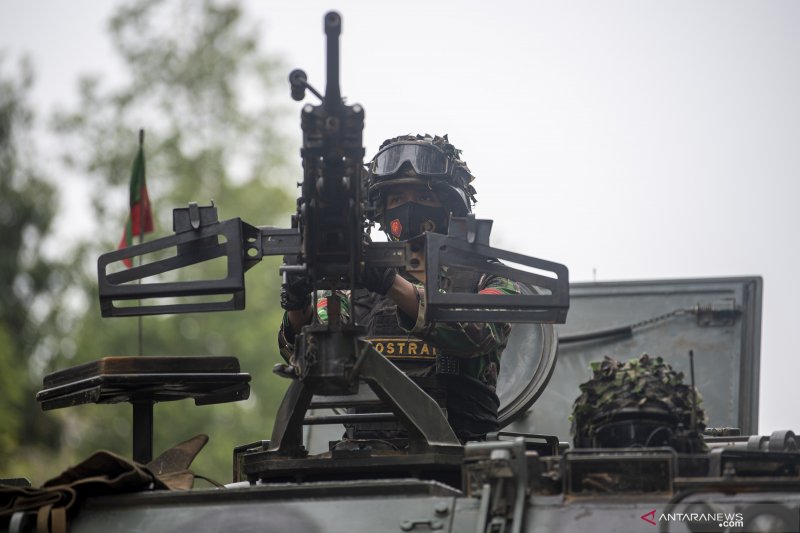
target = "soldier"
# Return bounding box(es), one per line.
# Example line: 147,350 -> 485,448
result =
278,134 -> 518,443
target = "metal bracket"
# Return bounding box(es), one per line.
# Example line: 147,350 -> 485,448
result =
400,518 -> 444,531
695,298 -> 739,327
187,201 -> 201,229
98,203 -> 301,317
98,204 -> 568,325
259,327 -> 460,460
463,438 -> 529,533
424,225 -> 569,324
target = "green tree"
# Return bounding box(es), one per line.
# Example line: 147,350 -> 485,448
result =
0,56 -> 71,476
45,0 -> 296,483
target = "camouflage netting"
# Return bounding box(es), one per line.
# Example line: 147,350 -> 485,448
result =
571,353 -> 707,449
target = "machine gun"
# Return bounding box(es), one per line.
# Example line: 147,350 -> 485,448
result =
90,11 -> 570,472
285,12 -> 367,297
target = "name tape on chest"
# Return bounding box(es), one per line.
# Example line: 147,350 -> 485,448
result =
367,337 -> 438,360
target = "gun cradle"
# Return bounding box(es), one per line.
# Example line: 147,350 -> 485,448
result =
98,207 -> 568,324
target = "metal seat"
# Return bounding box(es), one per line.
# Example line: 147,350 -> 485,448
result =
37,356 -> 251,463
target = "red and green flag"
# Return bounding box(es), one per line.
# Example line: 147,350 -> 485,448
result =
118,130 -> 154,267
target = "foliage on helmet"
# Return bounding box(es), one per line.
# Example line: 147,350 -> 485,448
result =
570,353 -> 707,448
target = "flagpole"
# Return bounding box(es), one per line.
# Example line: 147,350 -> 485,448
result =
137,129 -> 145,357
126,127 -> 154,463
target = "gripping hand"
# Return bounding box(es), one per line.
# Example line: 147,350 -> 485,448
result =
364,266 -> 398,296
280,274 -> 312,311
280,253 -> 312,311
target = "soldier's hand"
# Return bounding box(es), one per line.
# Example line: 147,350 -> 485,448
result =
280,274 -> 312,311
364,266 -> 397,295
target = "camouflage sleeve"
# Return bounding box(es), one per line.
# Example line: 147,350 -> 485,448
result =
314,290 -> 352,325
398,275 -> 518,358
277,290 -> 352,363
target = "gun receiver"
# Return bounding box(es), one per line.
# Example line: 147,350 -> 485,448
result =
290,11 -> 366,296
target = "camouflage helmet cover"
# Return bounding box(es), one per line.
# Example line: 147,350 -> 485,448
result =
571,353 -> 708,449
368,134 -> 477,222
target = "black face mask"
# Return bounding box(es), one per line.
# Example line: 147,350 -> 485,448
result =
384,202 -> 449,240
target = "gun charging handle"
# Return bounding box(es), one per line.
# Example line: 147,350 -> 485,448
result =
279,263 -> 307,285
289,70 -> 322,102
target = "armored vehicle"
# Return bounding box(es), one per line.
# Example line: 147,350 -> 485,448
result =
3,11 -> 800,533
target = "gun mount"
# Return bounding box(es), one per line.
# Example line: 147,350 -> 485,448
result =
92,11 -> 570,469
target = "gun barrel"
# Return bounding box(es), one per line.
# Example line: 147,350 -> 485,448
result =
324,11 -> 342,108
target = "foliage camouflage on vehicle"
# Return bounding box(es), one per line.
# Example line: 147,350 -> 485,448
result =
571,353 -> 707,449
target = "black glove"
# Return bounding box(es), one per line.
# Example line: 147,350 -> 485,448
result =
280,254 -> 311,311
364,266 -> 398,295
280,274 -> 312,311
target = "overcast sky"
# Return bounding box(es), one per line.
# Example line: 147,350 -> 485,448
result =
2,1 -> 799,433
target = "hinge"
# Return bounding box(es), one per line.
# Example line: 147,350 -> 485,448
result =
695,298 -> 739,327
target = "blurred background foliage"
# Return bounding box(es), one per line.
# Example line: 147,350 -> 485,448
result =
0,55 -> 72,477
1,0 -> 296,484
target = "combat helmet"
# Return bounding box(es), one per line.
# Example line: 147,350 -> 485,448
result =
368,134 -> 477,227
571,353 -> 707,453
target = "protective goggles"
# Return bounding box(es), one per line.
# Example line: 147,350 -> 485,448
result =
370,142 -> 451,177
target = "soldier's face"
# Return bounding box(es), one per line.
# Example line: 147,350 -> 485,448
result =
382,184 -> 449,240
384,185 -> 442,211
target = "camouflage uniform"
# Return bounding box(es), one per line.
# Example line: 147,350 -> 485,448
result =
278,272 -> 519,441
